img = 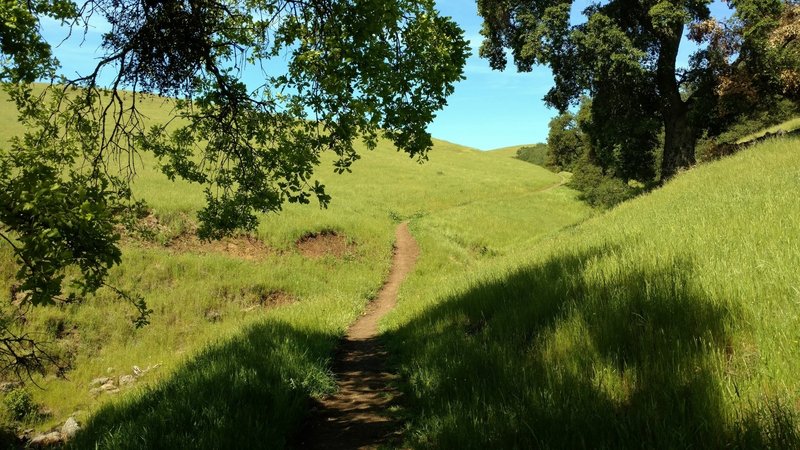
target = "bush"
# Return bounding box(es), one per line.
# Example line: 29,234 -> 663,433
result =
515,144 -> 550,167
585,177 -> 640,208
3,388 -> 37,422
714,99 -> 799,144
568,157 -> 604,193
696,100 -> 799,163
547,113 -> 584,171
570,157 -> 642,208
696,134 -> 740,162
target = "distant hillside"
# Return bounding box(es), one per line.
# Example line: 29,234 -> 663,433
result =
486,144 -> 533,158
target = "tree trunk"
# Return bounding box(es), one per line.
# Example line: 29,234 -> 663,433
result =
661,99 -> 695,180
657,27 -> 696,180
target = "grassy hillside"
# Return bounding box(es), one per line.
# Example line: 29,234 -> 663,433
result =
486,144 -> 528,158
384,136 -> 800,448
736,117 -> 800,143
0,89 -> 592,447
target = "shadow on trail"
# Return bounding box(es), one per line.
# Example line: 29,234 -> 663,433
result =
70,320 -> 336,450
386,244 -> 799,449
298,336 -> 403,449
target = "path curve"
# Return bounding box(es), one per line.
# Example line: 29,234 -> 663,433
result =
535,172 -> 568,193
300,222 -> 419,449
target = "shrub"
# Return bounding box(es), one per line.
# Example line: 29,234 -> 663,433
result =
570,157 -> 642,208
547,113 -> 584,171
585,177 -> 641,208
715,99 -> 799,144
3,388 -> 37,422
515,143 -> 549,167
568,157 -> 604,193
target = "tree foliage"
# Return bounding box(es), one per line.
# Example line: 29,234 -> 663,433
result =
0,0 -> 469,378
515,142 -> 549,167
688,2 -> 800,135
477,0 -> 799,182
546,112 -> 583,171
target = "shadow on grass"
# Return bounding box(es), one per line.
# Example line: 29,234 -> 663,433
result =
69,320 -> 336,449
386,244 -> 799,449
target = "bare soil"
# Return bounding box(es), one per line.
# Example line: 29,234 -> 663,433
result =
299,222 -> 419,450
166,233 -> 272,260
123,214 -> 273,260
296,230 -> 355,259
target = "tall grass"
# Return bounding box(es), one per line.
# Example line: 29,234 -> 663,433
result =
68,319 -> 337,448
0,87 -> 591,446
7,86 -> 797,448
383,137 -> 800,448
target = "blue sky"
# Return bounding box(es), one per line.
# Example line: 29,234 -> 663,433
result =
429,0 -> 555,150
42,1 -> 733,150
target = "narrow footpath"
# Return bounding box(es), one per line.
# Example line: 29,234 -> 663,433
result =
301,222 -> 420,450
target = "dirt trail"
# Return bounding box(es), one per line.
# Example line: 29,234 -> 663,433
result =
535,172 -> 568,193
300,222 -> 420,450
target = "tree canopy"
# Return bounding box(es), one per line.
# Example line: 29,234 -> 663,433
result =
546,111 -> 583,171
0,0 -> 469,378
478,0 -> 799,181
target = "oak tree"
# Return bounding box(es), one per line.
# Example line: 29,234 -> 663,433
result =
477,0 -> 798,180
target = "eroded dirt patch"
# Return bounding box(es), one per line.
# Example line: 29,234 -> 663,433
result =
122,213 -> 273,260
296,230 -> 355,259
166,233 -> 272,260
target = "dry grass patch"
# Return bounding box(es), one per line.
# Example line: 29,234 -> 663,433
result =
217,284 -> 299,312
240,290 -> 298,313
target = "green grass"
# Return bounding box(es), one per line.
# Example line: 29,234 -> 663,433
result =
3,85 -> 799,449
736,117 -> 800,144
0,86 -> 591,447
383,137 -> 800,448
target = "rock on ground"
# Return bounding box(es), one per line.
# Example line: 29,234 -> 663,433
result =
88,377 -> 111,388
61,417 -> 80,440
0,381 -> 22,392
29,431 -> 62,447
